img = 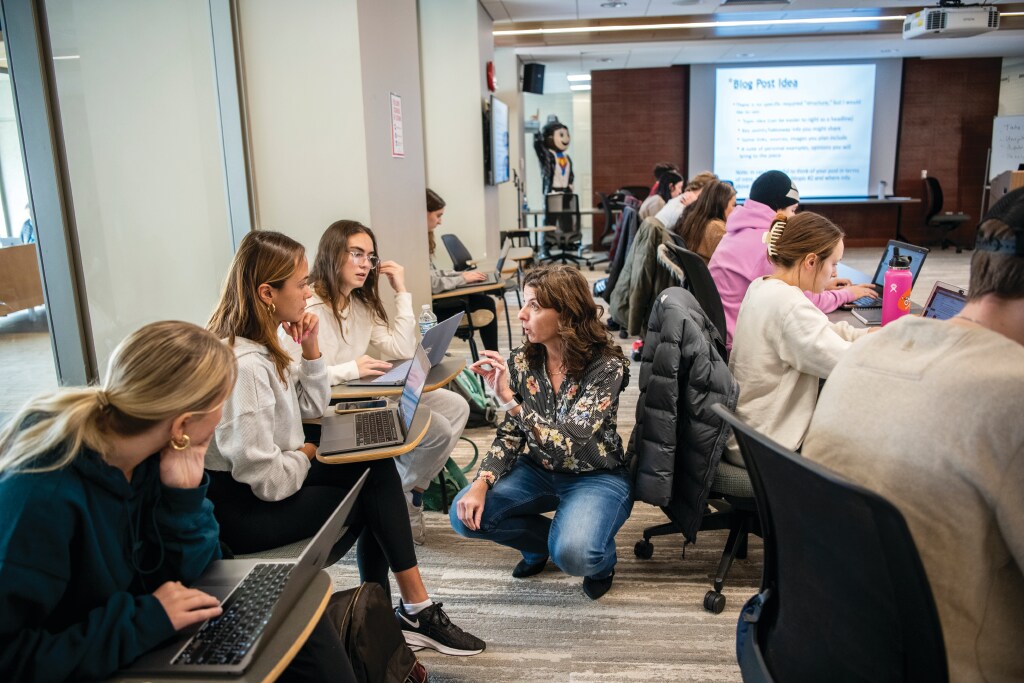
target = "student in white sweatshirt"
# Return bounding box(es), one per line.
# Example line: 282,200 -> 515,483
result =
204,230 -> 485,658
725,211 -> 870,467
295,219 -> 470,545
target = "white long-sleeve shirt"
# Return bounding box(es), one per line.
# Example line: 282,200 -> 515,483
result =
284,291 -> 418,387
206,337 -> 331,501
725,276 -> 869,466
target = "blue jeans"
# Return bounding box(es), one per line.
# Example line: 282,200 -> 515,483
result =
449,459 -> 633,579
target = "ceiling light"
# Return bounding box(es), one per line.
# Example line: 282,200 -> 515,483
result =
672,0 -> 700,4
600,1 -> 628,7
736,52 -> 756,58
567,74 -> 592,82
569,84 -> 592,91
495,14 -> 907,37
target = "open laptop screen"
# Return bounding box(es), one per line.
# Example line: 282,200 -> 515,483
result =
923,284 -> 968,320
872,242 -> 927,287
398,347 -> 430,431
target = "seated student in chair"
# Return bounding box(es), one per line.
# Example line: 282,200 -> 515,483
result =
204,231 -> 484,657
450,265 -> 632,600
725,212 -> 871,468
672,179 -> 737,263
0,321 -> 360,681
708,170 -> 878,350
638,169 -> 683,220
426,189 -> 499,352
802,188 -> 1024,682
289,219 -> 469,545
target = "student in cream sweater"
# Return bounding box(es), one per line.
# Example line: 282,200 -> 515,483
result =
725,211 -> 870,467
291,219 -> 469,545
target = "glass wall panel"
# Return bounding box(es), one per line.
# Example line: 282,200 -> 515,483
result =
43,0 -> 234,367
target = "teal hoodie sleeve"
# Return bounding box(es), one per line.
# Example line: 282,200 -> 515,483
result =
148,472 -> 223,587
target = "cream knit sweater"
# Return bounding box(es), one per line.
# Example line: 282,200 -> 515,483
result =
725,276 -> 869,466
205,337 -> 330,502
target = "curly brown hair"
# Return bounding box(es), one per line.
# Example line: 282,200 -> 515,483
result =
521,265 -> 624,379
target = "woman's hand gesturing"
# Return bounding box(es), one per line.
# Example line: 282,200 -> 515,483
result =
470,350 -> 513,404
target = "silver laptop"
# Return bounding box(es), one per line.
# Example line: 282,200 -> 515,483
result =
452,240 -> 513,289
852,280 -> 966,326
841,240 -> 930,310
320,345 -> 429,454
120,470 -> 368,676
346,312 -> 462,386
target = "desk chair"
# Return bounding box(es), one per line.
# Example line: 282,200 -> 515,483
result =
629,287 -> 757,614
923,176 -> 971,253
713,404 -> 948,683
617,185 -> 651,202
661,243 -> 728,353
541,192 -> 584,266
591,191 -> 627,269
440,233 -> 518,349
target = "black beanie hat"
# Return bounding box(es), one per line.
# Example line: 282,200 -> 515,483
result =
749,170 -> 800,210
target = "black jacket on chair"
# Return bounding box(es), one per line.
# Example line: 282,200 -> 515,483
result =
628,287 -> 739,542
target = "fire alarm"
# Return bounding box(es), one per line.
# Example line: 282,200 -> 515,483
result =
486,61 -> 497,92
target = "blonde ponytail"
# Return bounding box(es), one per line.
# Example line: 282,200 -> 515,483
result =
0,321 -> 236,475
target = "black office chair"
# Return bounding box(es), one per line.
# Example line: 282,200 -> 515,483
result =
617,184 -> 651,202
661,243 -> 728,355
630,287 -> 758,614
713,404 -> 948,683
439,233 -> 517,349
590,191 -> 628,269
541,192 -> 584,266
923,176 -> 971,253
440,234 -> 477,271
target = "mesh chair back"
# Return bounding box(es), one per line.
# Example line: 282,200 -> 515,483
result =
923,176 -> 945,221
714,405 -> 948,683
440,234 -> 475,271
662,243 -> 728,350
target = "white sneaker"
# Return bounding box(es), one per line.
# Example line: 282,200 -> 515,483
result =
407,498 -> 426,546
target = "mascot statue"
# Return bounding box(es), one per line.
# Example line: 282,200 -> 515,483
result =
534,118 -> 574,195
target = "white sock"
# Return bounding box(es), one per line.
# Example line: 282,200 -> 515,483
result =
404,597 -> 434,615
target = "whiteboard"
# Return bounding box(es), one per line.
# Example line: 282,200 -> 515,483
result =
990,115 -> 1024,179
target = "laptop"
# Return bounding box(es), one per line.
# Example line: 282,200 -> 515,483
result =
841,240 -> 930,310
452,241 -> 514,289
345,311 -> 462,386
120,470 -> 369,676
319,345 -> 429,454
852,280 -> 966,326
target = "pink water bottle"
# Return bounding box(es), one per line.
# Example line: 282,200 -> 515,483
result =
881,247 -> 913,326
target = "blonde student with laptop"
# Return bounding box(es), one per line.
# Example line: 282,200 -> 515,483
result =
204,231 -> 485,657
725,211 -> 871,468
294,219 -> 470,545
0,322 -> 357,681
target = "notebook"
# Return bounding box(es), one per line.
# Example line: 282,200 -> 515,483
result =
841,240 -> 930,310
319,345 -> 429,454
345,311 -> 461,386
120,470 -> 368,676
852,280 -> 966,326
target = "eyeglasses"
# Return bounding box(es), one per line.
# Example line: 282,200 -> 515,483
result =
348,251 -> 380,269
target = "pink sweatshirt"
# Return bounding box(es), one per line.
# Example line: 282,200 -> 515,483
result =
708,199 -> 859,349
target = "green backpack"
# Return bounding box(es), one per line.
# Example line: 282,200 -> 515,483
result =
423,437 -> 479,512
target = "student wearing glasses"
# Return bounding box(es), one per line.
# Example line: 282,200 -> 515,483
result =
292,220 -> 470,546
205,231 -> 485,658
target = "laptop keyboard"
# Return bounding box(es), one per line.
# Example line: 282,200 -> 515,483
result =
172,562 -> 292,667
852,295 -> 880,308
356,409 -> 398,446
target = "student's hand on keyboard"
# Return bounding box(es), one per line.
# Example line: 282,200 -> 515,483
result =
356,355 -> 393,378
462,271 -> 488,284
825,278 -> 853,290
847,284 -> 880,301
154,581 -> 223,631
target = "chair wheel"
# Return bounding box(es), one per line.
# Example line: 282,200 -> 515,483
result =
634,539 -> 654,559
618,329 -> 628,339
704,590 -> 726,614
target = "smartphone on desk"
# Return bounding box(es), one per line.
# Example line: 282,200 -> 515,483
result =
334,398 -> 388,414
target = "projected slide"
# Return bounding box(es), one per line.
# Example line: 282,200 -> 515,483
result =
715,64 -> 876,199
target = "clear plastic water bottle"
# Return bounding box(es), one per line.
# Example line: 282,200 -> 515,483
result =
881,247 -> 913,326
418,305 -> 437,336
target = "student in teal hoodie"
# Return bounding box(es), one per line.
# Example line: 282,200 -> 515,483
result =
0,321 -> 239,681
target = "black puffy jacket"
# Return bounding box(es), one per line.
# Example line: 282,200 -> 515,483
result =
628,287 -> 739,543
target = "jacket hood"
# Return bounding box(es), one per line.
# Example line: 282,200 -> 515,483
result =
70,446 -> 157,499
231,336 -> 272,360
724,198 -> 778,235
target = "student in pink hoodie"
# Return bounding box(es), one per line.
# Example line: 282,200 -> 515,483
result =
708,170 -> 878,349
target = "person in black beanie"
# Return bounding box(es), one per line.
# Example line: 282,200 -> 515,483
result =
708,169 -> 878,349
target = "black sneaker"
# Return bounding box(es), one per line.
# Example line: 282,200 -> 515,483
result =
394,601 -> 485,656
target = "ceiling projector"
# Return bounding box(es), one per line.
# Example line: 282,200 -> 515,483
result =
902,4 -> 1000,39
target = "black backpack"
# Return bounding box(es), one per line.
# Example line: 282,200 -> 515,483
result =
326,583 -> 422,683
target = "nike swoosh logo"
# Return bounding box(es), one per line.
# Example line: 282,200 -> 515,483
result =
399,612 -> 420,628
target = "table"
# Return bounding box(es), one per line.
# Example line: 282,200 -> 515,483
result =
501,225 -> 553,251
331,357 -> 465,400
107,570 -> 332,683
317,408 -> 431,465
797,197 -> 921,244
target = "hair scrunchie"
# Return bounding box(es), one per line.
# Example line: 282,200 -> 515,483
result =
95,389 -> 111,411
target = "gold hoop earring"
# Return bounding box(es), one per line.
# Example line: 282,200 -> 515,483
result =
170,434 -> 191,451
266,302 -> 276,315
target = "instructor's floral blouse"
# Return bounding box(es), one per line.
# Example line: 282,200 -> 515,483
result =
476,347 -> 629,485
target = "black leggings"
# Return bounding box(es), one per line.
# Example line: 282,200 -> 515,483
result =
434,293 -> 499,351
206,458 -> 418,588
